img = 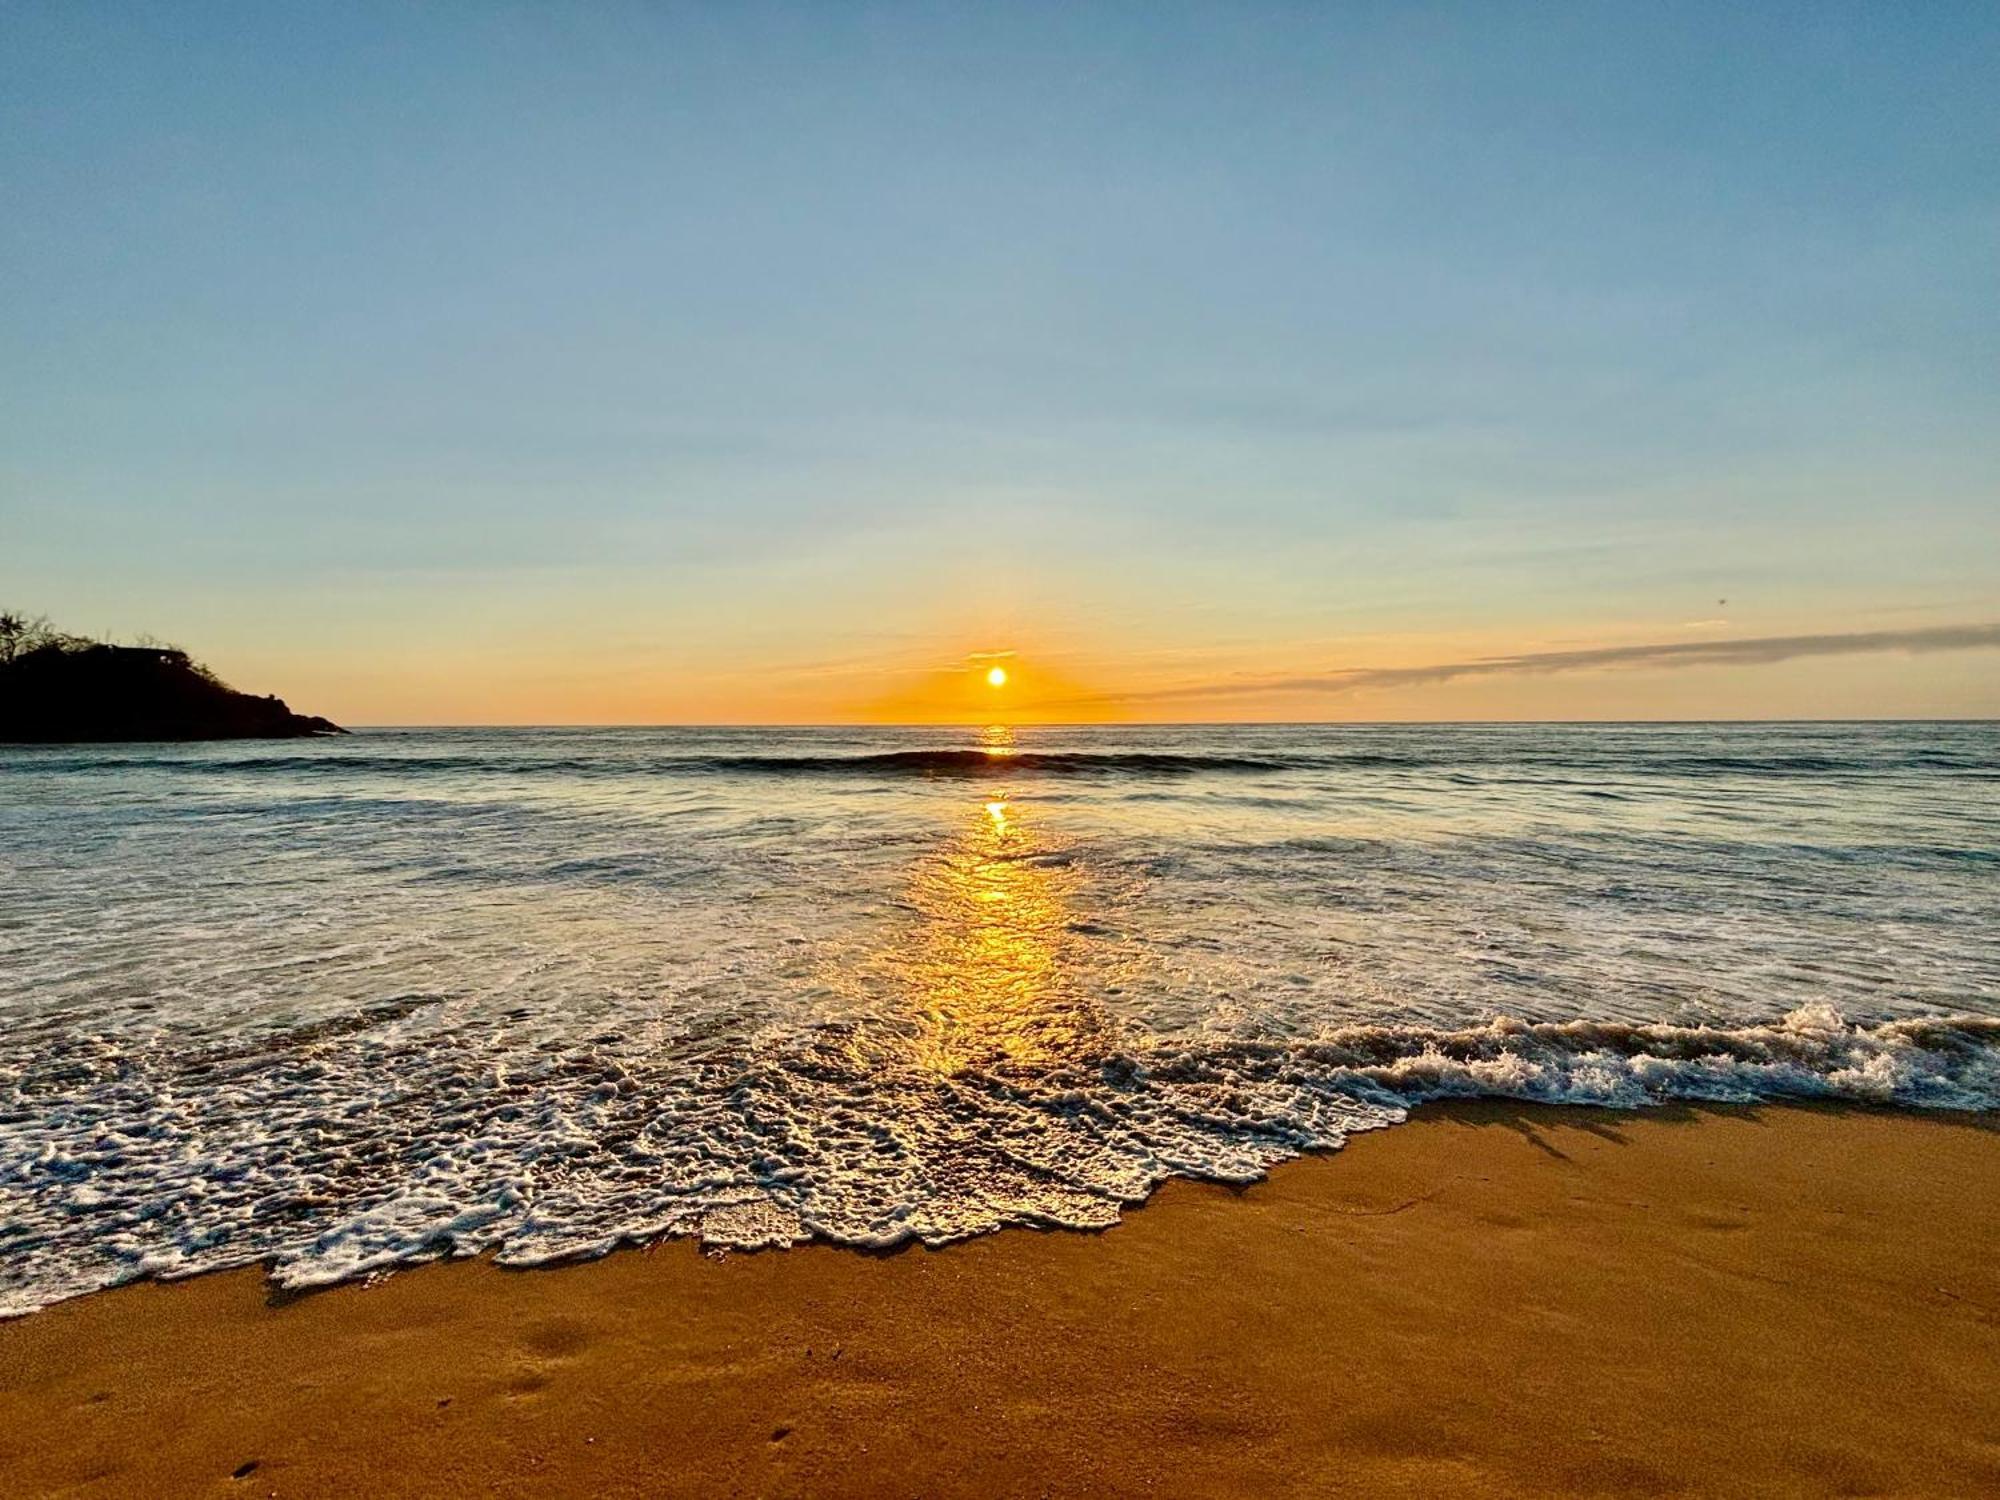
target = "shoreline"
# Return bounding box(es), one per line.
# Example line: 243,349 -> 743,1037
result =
11,1091 -> 1991,1319
3,1099 -> 1996,1496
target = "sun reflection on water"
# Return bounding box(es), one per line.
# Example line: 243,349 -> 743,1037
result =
893,791 -> 1108,1078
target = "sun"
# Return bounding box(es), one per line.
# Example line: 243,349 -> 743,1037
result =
985,665 -> 1008,688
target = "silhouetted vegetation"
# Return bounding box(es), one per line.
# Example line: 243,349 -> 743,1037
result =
0,612 -> 343,742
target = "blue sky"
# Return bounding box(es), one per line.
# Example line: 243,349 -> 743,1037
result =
3,3 -> 1996,720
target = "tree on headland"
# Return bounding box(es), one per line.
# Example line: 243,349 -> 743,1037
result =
0,612 -> 90,665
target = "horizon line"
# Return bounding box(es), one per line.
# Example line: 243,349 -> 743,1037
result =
320,717 -> 2000,730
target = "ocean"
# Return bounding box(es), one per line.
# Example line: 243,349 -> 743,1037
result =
3,722 -> 1996,1315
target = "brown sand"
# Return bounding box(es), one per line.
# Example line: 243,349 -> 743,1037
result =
2,1101 -> 1996,1498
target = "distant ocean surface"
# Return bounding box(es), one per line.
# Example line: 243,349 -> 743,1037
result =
4,723 -> 1997,1315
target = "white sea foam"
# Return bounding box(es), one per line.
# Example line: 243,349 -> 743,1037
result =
1,1004 -> 1995,1317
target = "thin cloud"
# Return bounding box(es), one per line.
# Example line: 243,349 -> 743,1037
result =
1075,622 -> 2000,705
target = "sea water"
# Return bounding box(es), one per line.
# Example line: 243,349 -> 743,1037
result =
2,722 -> 1996,1314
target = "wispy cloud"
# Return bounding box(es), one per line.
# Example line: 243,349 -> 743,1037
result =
1074,622 -> 2000,705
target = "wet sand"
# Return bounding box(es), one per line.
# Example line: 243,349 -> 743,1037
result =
2,1101 -> 1996,1498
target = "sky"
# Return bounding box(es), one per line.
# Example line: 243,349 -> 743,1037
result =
3,2 -> 1997,723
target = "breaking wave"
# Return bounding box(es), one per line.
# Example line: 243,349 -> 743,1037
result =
7,742 -> 1994,783
0,749 -> 1289,778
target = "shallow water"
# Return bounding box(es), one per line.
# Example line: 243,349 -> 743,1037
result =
3,722 -> 1996,1313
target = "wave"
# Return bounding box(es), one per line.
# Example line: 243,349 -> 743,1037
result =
7,745 -> 1993,782
2,1004 -> 1993,1314
0,749 -> 1293,778
702,749 -> 1291,776
1262,1006 -> 2000,1112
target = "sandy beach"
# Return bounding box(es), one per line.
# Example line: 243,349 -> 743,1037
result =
1,1100 -> 1994,1498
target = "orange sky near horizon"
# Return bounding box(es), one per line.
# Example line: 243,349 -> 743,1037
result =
198,614 -> 2000,727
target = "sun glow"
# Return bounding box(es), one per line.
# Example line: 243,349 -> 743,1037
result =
860,651 -> 1116,725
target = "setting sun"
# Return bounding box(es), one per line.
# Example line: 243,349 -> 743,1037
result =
985,666 -> 1007,688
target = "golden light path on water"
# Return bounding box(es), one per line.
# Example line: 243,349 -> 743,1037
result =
902,789 -> 1111,1077
829,724 -> 1115,1082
